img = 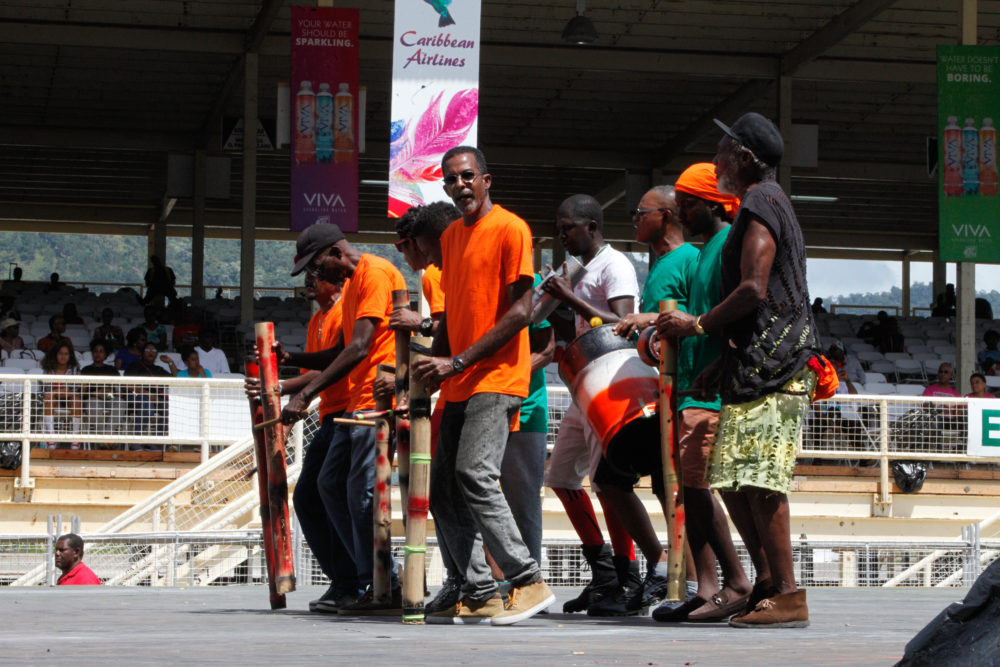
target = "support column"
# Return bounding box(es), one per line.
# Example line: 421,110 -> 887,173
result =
778,74 -> 792,193
192,149 -> 206,301
956,0 -> 978,392
901,254 -> 911,317
932,261 -> 947,311
241,54 -> 259,325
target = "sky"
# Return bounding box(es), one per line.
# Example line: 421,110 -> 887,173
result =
807,259 -> 1000,303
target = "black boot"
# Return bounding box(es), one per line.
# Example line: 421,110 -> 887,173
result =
563,543 -> 618,613
587,555 -> 643,617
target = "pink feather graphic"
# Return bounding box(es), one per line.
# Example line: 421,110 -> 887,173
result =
389,88 -> 478,215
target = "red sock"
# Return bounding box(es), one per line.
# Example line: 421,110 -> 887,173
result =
553,487 -> 604,547
596,492 -> 636,560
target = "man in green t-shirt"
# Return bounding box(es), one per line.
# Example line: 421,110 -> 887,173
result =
501,273 -> 554,566
656,163 -> 752,623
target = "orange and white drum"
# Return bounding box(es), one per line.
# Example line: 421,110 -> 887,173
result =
559,325 -> 660,475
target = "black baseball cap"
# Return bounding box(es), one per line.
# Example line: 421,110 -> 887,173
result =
713,112 -> 784,167
291,223 -> 346,276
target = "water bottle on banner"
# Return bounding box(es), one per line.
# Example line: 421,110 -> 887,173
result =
295,81 -> 316,166
980,118 -> 998,196
315,83 -> 334,164
962,117 -> 980,196
943,116 -> 963,197
334,83 -> 355,164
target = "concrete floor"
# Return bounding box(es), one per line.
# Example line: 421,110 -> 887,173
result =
0,585 -> 956,665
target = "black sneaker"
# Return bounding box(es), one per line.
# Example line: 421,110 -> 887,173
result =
309,584 -> 338,612
424,578 -> 463,614
627,570 -> 669,613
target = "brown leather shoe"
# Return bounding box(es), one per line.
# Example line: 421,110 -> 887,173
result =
728,589 -> 809,628
687,588 -> 750,622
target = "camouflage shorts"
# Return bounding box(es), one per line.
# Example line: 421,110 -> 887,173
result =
708,367 -> 817,494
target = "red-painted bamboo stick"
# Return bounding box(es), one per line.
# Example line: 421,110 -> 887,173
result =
402,335 -> 432,623
255,322 -> 296,597
246,358 -> 284,610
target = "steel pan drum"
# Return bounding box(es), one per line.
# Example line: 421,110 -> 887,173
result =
559,324 -> 661,476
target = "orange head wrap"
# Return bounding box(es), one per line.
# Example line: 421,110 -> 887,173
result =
674,162 -> 740,218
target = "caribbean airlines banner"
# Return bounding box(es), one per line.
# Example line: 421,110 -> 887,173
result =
290,6 -> 359,232
388,0 -> 481,217
938,45 -> 1000,262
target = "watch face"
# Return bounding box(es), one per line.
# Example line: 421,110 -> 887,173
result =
452,356 -> 464,372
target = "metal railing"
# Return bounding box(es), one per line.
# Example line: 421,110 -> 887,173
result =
0,374 -> 254,496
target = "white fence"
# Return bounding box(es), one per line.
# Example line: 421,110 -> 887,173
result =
0,374 -> 252,492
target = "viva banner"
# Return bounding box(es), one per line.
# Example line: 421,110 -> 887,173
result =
938,45 -> 1000,262
290,6 -> 359,232
388,0 -> 481,217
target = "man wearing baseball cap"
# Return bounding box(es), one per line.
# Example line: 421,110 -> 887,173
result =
655,113 -> 822,628
280,222 -> 407,614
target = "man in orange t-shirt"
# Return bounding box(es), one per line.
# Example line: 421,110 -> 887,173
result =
282,223 -> 406,613
412,146 -> 555,625
277,272 -> 357,612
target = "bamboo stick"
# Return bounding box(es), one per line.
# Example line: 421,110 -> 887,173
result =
255,322 -> 296,597
658,300 -> 685,602
402,336 -> 432,623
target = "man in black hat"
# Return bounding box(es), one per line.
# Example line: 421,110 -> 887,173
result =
279,223 -> 407,614
656,112 -> 821,628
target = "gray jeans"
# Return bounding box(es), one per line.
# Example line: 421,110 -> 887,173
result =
430,393 -> 540,600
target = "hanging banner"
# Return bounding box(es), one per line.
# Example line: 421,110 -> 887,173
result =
290,6 -> 359,232
388,0 -> 481,217
938,45 -> 1000,262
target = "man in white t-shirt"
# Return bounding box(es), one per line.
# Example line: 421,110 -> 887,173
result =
540,194 -> 644,615
194,327 -> 230,376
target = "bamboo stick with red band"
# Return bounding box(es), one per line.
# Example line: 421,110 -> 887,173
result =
372,364 -> 395,606
402,335 -> 433,623
658,300 -> 686,602
254,322 -> 296,597
245,358 -> 284,610
391,289 -> 411,527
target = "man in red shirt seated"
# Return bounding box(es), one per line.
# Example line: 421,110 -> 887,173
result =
55,533 -> 101,585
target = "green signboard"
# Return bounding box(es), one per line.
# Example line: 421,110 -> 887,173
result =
938,45 -> 1000,263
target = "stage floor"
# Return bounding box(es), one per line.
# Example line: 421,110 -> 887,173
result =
0,585 -> 955,665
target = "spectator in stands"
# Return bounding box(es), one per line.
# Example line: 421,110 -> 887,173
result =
194,328 -> 229,375
41,341 -> 82,449
932,284 -> 957,318
44,272 -> 67,294
142,254 -> 178,307
61,303 -> 84,325
93,308 -> 125,352
37,315 -> 72,354
976,298 -> 994,320
923,362 -> 961,398
0,317 -> 24,353
0,296 -> 21,321
81,339 -> 119,377
811,297 -> 826,314
826,341 -> 865,389
978,330 -> 1000,372
857,311 -> 887,345
124,342 -> 170,446
140,307 -> 168,351
171,309 -> 201,350
80,340 -> 120,446
55,533 -> 101,585
115,327 -> 146,372
966,373 -> 996,399
175,346 -> 211,378
875,317 -> 904,354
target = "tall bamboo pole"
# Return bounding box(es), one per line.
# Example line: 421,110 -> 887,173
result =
254,322 -> 296,596
658,300 -> 685,602
372,364 -> 395,605
245,358 -> 284,609
392,290 -> 411,524
402,336 -> 432,623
